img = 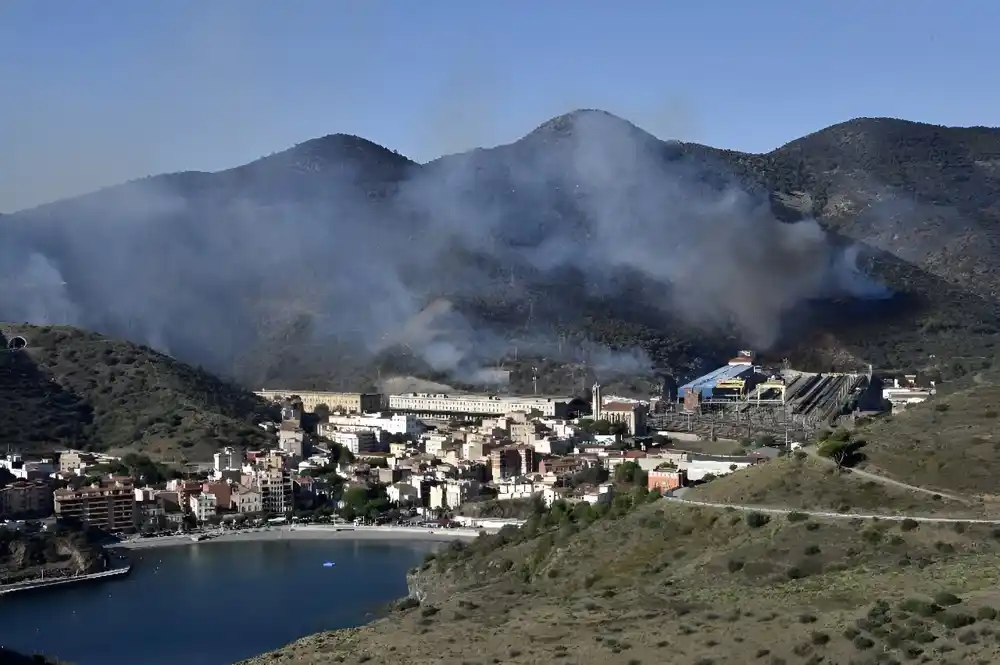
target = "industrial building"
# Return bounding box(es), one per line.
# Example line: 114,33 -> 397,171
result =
658,350 -> 871,441
388,392 -> 586,420
679,352 -> 760,411
255,390 -> 383,414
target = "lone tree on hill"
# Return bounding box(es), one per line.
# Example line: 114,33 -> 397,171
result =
816,434 -> 866,470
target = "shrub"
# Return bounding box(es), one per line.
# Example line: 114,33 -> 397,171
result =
977,606 -> 998,620
937,612 -> 975,629
842,627 -> 859,640
899,518 -> 918,531
786,511 -> 809,522
745,512 -> 770,528
798,613 -> 818,624
933,592 -> 962,607
900,598 -> 940,617
727,559 -> 745,573
805,522 -> 821,531
853,635 -> 875,650
810,631 -> 830,645
804,544 -> 821,556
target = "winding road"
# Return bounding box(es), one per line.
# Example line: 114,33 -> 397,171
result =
662,495 -> 1000,524
660,444 -> 991,522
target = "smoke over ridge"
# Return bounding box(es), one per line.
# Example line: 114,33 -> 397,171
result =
0,110 -> 888,386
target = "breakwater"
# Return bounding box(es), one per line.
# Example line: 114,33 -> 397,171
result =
0,564 -> 131,597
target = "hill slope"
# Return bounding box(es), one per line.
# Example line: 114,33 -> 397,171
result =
3,112 -> 1000,389
240,499 -> 1000,665
0,324 -> 276,462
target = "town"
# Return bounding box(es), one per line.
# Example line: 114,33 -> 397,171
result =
0,351 -> 933,539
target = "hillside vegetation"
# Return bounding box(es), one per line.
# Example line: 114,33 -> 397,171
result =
241,497 -> 1000,665
4,113 -> 1000,391
0,324 -> 276,462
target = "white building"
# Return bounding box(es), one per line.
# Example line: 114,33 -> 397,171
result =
679,455 -> 755,482
444,480 -> 479,508
231,487 -> 262,514
388,392 -> 579,419
214,447 -> 245,474
581,483 -> 614,505
387,482 -> 420,505
326,413 -> 422,438
329,430 -> 380,455
422,434 -> 449,457
189,492 -> 217,522
497,478 -> 541,501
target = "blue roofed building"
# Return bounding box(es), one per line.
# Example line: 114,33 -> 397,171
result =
679,352 -> 759,411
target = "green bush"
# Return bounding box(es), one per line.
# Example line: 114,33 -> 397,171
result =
786,511 -> 809,522
745,512 -> 770,528
899,518 -> 919,531
933,592 -> 962,607
977,606 -> 998,620
936,612 -> 975,629
852,635 -> 875,650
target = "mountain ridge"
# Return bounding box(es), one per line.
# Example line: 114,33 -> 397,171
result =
2,110 -> 1000,390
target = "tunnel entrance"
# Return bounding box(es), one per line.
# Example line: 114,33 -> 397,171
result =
6,336 -> 27,350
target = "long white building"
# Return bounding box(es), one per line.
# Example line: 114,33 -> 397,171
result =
388,392 -> 584,419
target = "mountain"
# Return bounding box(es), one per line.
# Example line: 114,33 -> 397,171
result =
3,111 -> 1000,391
0,324 -> 277,462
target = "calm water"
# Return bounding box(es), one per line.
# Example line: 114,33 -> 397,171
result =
0,539 -> 435,665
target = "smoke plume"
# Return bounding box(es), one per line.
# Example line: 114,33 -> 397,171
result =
0,110 -> 888,386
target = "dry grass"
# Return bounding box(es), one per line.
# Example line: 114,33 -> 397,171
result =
237,500 -> 1000,665
854,374 -> 1000,498
686,455 -> 990,518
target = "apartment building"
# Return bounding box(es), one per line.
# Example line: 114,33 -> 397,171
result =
213,447 -> 245,474
257,467 -> 293,514
490,445 -> 536,481
58,451 -> 96,474
255,390 -> 383,414
232,487 -> 263,513
53,479 -> 138,532
278,422 -> 306,457
189,492 -> 217,522
328,430 -> 380,455
0,480 -> 53,518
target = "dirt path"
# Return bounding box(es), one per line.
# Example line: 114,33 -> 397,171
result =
801,445 -> 967,502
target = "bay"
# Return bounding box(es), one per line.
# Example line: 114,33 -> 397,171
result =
0,538 -> 435,665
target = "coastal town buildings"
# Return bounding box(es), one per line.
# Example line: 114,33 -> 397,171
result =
53,479 -> 138,532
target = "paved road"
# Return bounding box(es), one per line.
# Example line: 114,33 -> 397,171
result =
800,445 -> 967,503
662,495 -> 1000,524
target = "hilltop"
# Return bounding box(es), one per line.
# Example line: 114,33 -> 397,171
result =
0,324 -> 276,462
3,112 -> 1000,390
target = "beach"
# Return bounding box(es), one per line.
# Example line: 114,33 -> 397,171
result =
115,524 -> 484,550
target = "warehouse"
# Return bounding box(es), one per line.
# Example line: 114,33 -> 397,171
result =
679,354 -> 760,412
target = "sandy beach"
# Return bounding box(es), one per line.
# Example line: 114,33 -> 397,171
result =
114,525 -> 483,550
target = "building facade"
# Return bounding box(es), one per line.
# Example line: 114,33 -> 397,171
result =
255,390 -> 383,414
388,393 -> 582,419
54,479 -> 138,532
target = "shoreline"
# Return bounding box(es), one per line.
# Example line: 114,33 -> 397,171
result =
114,524 -> 484,550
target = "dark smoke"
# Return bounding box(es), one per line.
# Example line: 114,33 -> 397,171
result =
0,110 -> 888,385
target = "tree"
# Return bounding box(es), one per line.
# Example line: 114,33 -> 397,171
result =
816,436 -> 866,470
314,403 -> 331,421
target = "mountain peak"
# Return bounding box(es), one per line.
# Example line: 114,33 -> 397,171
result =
528,109 -> 644,139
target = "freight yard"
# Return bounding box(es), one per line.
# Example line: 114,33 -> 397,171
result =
649,351 -> 872,442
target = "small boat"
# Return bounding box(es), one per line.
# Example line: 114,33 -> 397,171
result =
322,562 -> 335,568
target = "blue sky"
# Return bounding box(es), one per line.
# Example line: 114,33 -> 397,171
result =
1,1 -> 995,211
